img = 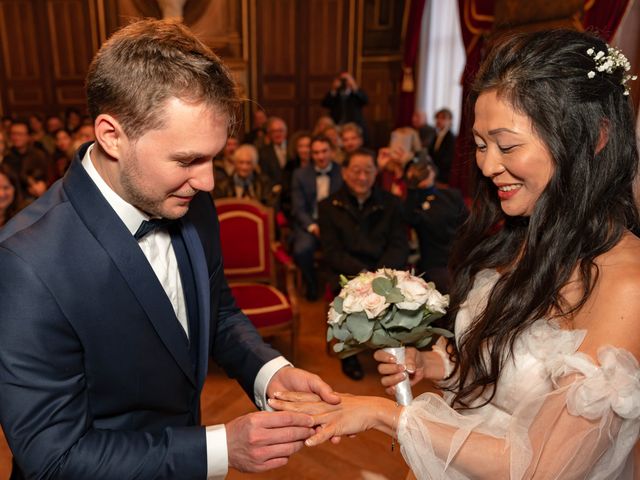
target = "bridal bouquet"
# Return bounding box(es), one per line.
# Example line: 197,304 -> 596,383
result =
327,269 -> 451,356
327,269 -> 452,404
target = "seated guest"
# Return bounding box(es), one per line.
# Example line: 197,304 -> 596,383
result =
0,163 -> 24,227
259,116 -> 288,186
404,156 -> 467,293
376,145 -> 412,200
319,148 -> 408,380
213,144 -> 280,209
22,167 -> 49,202
429,108 -> 456,185
63,106 -> 82,133
51,128 -> 75,181
411,110 -> 436,149
243,108 -> 268,148
390,126 -> 422,157
281,131 -> 312,219
291,135 -> 342,301
213,134 -> 239,185
321,125 -> 344,165
29,114 -> 55,155
4,120 -> 50,185
340,122 -> 363,155
0,129 -> 7,164
45,115 -> 64,136
312,115 -> 336,137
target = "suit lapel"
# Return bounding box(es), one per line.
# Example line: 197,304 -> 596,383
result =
63,149 -> 196,387
179,218 -> 211,391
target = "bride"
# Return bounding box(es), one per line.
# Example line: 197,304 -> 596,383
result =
270,29 -> 640,479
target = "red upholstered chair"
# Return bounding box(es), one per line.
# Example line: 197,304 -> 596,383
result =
215,198 -> 299,361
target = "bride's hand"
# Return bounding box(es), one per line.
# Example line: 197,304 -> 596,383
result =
374,348 -> 425,395
268,392 -> 399,446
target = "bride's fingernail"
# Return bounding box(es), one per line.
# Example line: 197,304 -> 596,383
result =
305,439 -> 314,447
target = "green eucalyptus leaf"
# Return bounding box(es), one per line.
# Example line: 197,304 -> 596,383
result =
429,327 -> 454,338
369,331 -> 401,348
332,323 -> 352,342
389,327 -> 430,344
372,277 -> 393,296
346,311 -> 374,343
415,335 -> 434,349
332,296 -> 344,314
339,274 -> 350,287
333,342 -> 345,353
385,289 -> 405,304
326,327 -> 334,342
393,309 -> 424,330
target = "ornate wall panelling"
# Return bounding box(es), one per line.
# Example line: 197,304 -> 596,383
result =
250,0 -> 353,132
358,0 -> 406,147
0,0 -> 100,116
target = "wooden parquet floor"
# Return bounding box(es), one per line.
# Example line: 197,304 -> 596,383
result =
0,297 -> 434,479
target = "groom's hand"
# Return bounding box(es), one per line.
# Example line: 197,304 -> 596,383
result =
267,366 -> 340,405
226,411 -> 315,472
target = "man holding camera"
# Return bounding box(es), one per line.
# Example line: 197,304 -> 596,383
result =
321,72 -> 369,144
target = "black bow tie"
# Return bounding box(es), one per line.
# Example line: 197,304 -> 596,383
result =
134,218 -> 174,241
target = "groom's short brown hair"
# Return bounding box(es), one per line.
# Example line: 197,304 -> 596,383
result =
86,18 -> 239,140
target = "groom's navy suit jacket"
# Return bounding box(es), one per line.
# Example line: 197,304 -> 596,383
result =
0,143 -> 280,479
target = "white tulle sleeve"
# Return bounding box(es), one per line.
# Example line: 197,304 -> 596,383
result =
397,346 -> 640,480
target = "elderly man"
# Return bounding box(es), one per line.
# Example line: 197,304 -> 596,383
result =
318,148 -> 408,379
258,116 -> 288,186
213,143 -> 280,208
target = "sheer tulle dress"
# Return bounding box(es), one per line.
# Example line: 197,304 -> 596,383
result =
398,269 -> 640,479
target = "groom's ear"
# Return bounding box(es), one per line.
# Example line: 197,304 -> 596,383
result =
94,113 -> 128,160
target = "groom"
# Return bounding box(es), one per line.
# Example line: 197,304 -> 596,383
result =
0,19 -> 337,479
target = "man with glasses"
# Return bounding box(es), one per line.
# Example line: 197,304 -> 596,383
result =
318,148 -> 408,380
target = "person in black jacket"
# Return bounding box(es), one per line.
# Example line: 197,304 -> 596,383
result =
321,72 -> 369,144
319,148 -> 409,380
405,157 -> 468,293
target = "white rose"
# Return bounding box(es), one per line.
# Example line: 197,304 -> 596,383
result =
396,276 -> 430,310
342,293 -> 365,313
362,292 -> 389,319
425,290 -> 449,314
345,275 -> 374,297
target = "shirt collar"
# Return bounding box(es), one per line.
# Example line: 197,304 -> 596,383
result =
314,162 -> 333,175
81,143 -> 149,235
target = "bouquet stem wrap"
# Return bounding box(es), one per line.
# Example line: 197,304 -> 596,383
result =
383,346 -> 413,405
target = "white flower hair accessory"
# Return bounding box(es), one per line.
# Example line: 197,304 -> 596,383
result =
586,46 -> 638,96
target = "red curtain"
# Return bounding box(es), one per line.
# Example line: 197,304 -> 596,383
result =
449,0 -> 631,197
449,0 -> 494,196
582,0 -> 632,40
396,0 -> 427,127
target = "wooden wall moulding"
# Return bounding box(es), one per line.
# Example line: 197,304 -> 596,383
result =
361,0 -> 405,57
0,0 -> 99,115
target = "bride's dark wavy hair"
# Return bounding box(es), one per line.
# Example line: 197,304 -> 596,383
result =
445,29 -> 639,408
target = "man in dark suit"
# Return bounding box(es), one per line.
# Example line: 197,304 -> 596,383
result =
290,135 -> 343,300
405,157 -> 468,293
0,19 -> 337,479
429,108 -> 456,185
318,149 -> 408,379
258,117 -> 288,187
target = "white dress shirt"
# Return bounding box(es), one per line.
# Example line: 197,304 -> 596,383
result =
82,145 -> 291,479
